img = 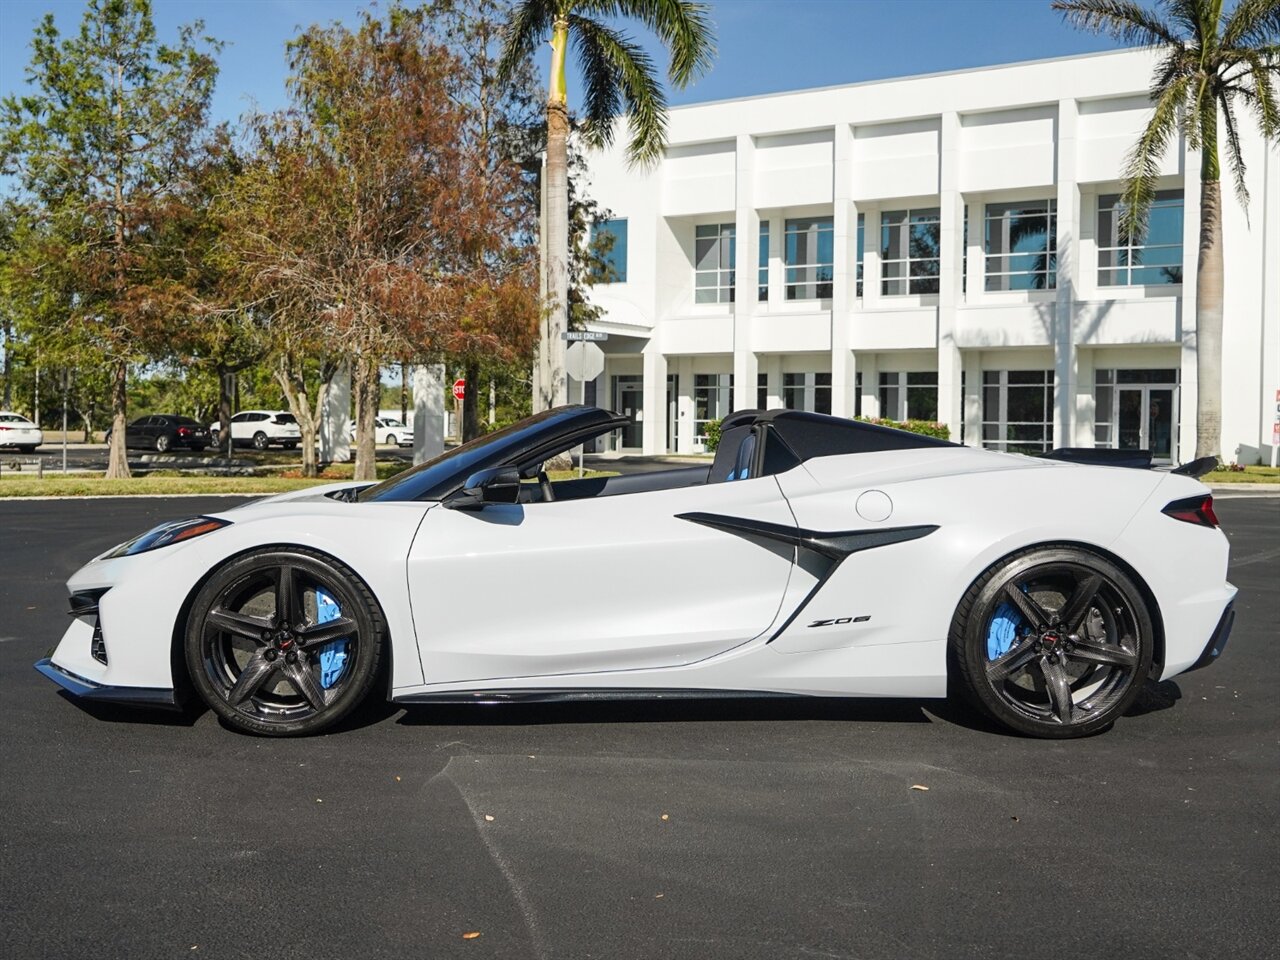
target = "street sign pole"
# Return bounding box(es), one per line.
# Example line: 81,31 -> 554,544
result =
563,335 -> 608,476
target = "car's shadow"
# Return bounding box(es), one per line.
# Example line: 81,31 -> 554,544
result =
56,680 -> 1183,738
393,694 -> 994,732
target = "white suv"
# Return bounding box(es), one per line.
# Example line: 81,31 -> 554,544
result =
209,410 -> 302,450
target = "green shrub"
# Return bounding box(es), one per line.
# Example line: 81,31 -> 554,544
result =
856,416 -> 950,440
702,418 -> 723,452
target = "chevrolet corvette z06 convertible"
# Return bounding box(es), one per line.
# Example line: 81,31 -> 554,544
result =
35,406 -> 1235,738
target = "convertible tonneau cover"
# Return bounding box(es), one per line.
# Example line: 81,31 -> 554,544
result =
721,409 -> 957,462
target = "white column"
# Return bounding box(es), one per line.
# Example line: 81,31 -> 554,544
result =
962,351 -> 982,446
965,198 -> 985,303
319,365 -> 351,462
410,363 -> 446,464
1054,98 -> 1080,451
860,352 -> 880,418
1179,144 -> 1203,461
863,208 -> 882,312
1074,347 -> 1096,446
733,133 -> 758,412
677,356 -> 696,453
642,346 -> 666,454
937,112 -> 964,438
831,123 -> 856,417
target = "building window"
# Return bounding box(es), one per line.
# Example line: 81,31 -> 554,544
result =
783,372 -> 832,415
1098,190 -> 1183,286
881,207 -> 940,295
785,217 -> 833,300
757,372 -> 768,408
694,373 -> 733,447
985,200 -> 1056,291
758,222 -> 769,302
879,371 -> 938,421
695,223 -> 735,303
855,213 -> 865,297
981,370 -> 1053,453
591,218 -> 628,283
854,371 -> 862,418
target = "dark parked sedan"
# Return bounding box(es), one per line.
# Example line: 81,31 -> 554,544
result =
107,415 -> 211,453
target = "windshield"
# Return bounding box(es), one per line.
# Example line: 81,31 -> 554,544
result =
358,406 -> 624,503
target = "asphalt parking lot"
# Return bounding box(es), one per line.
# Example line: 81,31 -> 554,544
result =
1,495 -> 1277,959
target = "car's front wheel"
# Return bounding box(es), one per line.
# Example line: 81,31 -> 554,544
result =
950,546 -> 1153,739
252,431 -> 269,451
384,434 -> 397,447
185,547 -> 385,736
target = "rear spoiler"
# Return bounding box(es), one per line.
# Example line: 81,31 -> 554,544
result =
1043,448 -> 1153,469
1041,448 -> 1220,478
1171,456 -> 1219,479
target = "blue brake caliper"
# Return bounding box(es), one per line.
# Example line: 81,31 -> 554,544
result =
987,601 -> 1024,661
314,589 -> 350,689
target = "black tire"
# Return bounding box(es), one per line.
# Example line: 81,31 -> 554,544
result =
282,442 -> 298,450
17,445 -> 37,453
384,434 -> 397,447
252,431 -> 269,451
155,434 -> 171,453
950,546 -> 1154,739
184,547 -> 385,736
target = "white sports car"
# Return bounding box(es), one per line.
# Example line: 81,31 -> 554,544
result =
35,406 -> 1235,738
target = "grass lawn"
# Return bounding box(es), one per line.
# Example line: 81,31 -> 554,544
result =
1207,465 -> 1280,484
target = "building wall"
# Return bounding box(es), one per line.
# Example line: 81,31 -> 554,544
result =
579,49 -> 1279,464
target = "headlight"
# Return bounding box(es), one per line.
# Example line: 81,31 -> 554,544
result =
102,516 -> 232,558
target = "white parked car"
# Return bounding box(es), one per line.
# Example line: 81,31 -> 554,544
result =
35,406 -> 1235,739
347,417 -> 413,447
209,411 -> 302,451
0,411 -> 43,452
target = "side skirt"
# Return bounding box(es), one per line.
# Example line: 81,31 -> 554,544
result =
393,687 -> 807,705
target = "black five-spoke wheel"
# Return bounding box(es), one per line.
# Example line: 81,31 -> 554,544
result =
185,548 -> 385,736
951,546 -> 1154,738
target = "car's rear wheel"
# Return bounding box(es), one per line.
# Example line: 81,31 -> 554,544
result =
950,546 -> 1153,739
185,548 -> 385,736
155,434 -> 171,453
252,431 -> 269,451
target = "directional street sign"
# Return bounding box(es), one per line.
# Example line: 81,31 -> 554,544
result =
565,341 -> 605,382
563,330 -> 609,342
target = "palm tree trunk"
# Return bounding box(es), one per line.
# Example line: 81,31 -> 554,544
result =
539,14 -> 571,412
1195,177 -> 1224,462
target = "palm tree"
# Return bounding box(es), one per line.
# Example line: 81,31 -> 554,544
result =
499,0 -> 715,411
1053,0 -> 1280,460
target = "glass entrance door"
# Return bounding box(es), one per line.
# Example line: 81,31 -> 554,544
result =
1117,386 -> 1176,463
612,375 -> 643,450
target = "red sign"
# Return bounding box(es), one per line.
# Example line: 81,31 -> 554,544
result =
453,378 -> 466,401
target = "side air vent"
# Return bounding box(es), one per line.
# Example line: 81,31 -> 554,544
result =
91,621 -> 108,665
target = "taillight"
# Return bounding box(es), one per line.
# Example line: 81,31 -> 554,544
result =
177,427 -> 191,436
1162,494 -> 1219,528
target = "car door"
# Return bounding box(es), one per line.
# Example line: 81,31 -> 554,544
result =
406,475 -> 798,685
229,412 -> 250,442
125,417 -> 151,448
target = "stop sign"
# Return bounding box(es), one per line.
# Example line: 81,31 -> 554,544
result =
452,378 -> 466,400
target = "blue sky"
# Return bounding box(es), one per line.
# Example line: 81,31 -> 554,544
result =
2,0 -> 1127,124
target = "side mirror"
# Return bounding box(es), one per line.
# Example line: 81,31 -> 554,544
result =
445,466 -> 522,509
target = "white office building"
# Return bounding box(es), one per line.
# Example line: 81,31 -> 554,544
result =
577,48 -> 1279,465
